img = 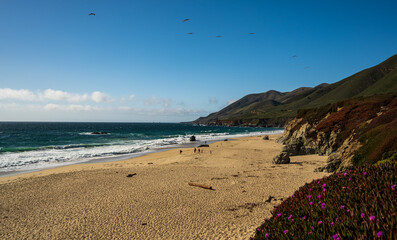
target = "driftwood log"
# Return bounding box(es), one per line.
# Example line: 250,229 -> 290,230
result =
188,182 -> 213,190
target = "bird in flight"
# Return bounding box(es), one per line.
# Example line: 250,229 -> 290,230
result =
187,32 -> 193,35
183,18 -> 190,22
216,35 -> 222,38
89,13 -> 95,16
249,33 -> 255,34
292,55 -> 297,58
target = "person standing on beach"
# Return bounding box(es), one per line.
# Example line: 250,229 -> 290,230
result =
194,148 -> 197,153
180,150 -> 183,154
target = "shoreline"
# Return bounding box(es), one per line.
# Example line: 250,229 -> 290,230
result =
0,130 -> 282,179
0,134 -> 329,239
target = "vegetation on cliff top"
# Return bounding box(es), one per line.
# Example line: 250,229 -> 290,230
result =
252,163 -> 396,239
295,94 -> 397,166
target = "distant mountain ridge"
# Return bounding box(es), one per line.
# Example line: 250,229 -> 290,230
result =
193,54 -> 397,127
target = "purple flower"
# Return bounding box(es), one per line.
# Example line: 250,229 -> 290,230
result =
347,186 -> 350,189
323,188 -> 327,192
277,213 -> 281,217
344,172 -> 347,176
377,231 -> 383,237
311,226 -> 314,230
347,209 -> 350,213
317,194 -> 321,199
331,222 -> 334,226
283,230 -> 288,234
264,233 -> 269,237
317,181 -> 320,184
361,213 -> 365,218
322,184 -> 326,187
340,205 -> 345,209
257,228 -> 260,231
349,178 -> 351,181
309,188 -> 312,191
308,195 -> 312,199
364,172 -> 367,176
392,185 -> 396,190
369,216 -> 376,221
288,214 -> 293,220
335,218 -> 339,221
302,216 -> 307,220
291,194 -> 294,197
309,201 -> 313,205
308,231 -> 312,234
332,234 -> 339,240
321,206 -> 326,210
318,221 -> 323,224
321,202 -> 326,206
273,208 -> 277,211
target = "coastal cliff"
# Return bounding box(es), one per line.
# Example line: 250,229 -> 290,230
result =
276,94 -> 397,172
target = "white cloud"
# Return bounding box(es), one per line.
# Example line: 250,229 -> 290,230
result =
129,94 -> 135,100
144,97 -> 172,107
227,99 -> 237,105
209,98 -> 218,104
43,104 -> 102,111
0,88 -> 37,101
42,89 -> 90,102
91,91 -> 113,103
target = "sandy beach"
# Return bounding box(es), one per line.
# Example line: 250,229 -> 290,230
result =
0,134 -> 329,239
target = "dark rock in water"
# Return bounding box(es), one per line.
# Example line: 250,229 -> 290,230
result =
126,173 -> 137,177
272,152 -> 290,164
263,135 -> 270,140
91,131 -> 108,135
190,136 -> 196,141
198,144 -> 209,147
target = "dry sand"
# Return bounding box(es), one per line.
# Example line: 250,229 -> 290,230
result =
0,134 -> 329,239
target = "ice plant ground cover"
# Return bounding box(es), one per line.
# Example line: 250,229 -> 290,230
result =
252,163 -> 396,239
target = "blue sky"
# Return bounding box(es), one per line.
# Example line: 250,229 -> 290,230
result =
1,0 -> 396,122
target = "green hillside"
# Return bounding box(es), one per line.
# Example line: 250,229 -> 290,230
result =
193,54 -> 397,127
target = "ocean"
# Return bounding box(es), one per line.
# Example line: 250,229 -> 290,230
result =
0,122 -> 283,174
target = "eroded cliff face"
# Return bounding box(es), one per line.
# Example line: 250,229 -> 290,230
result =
275,94 -> 397,172
277,117 -> 360,172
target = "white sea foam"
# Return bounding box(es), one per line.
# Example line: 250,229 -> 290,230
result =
0,129 -> 283,173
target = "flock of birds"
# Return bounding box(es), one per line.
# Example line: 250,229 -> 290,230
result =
88,13 -> 309,68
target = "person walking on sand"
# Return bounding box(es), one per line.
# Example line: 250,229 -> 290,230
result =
180,150 -> 183,154
198,149 -> 200,153
194,148 -> 197,153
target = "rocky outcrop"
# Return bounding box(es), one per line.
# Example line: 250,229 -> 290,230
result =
276,94 -> 397,172
272,152 -> 290,164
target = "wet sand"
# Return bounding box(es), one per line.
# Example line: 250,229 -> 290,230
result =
0,134 -> 329,239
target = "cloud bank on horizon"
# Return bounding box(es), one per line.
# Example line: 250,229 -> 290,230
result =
0,88 -> 217,122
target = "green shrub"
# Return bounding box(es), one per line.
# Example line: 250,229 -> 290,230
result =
252,164 -> 396,239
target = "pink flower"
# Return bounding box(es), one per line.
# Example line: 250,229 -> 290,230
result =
308,231 -> 312,234
377,231 -> 383,237
291,194 -> 294,197
323,188 -> 327,192
347,209 -> 350,213
277,213 -> 281,217
274,208 -> 277,211
311,226 -> 314,230
335,218 -> 339,221
322,184 -> 326,187
257,228 -> 260,231
302,216 -> 307,220
331,222 -> 334,226
288,214 -> 293,219
264,233 -> 269,237
318,221 -> 323,224
361,213 -> 365,218
321,206 -> 326,210
392,185 -> 396,190
308,195 -> 312,199
283,230 -> 288,234
344,172 -> 347,176
340,205 -> 345,209
369,216 -> 376,221
332,234 -> 339,240
317,194 -> 321,199
309,188 -> 312,191
309,201 -> 313,205
364,172 -> 367,176
349,178 -> 351,181
321,203 -> 326,206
